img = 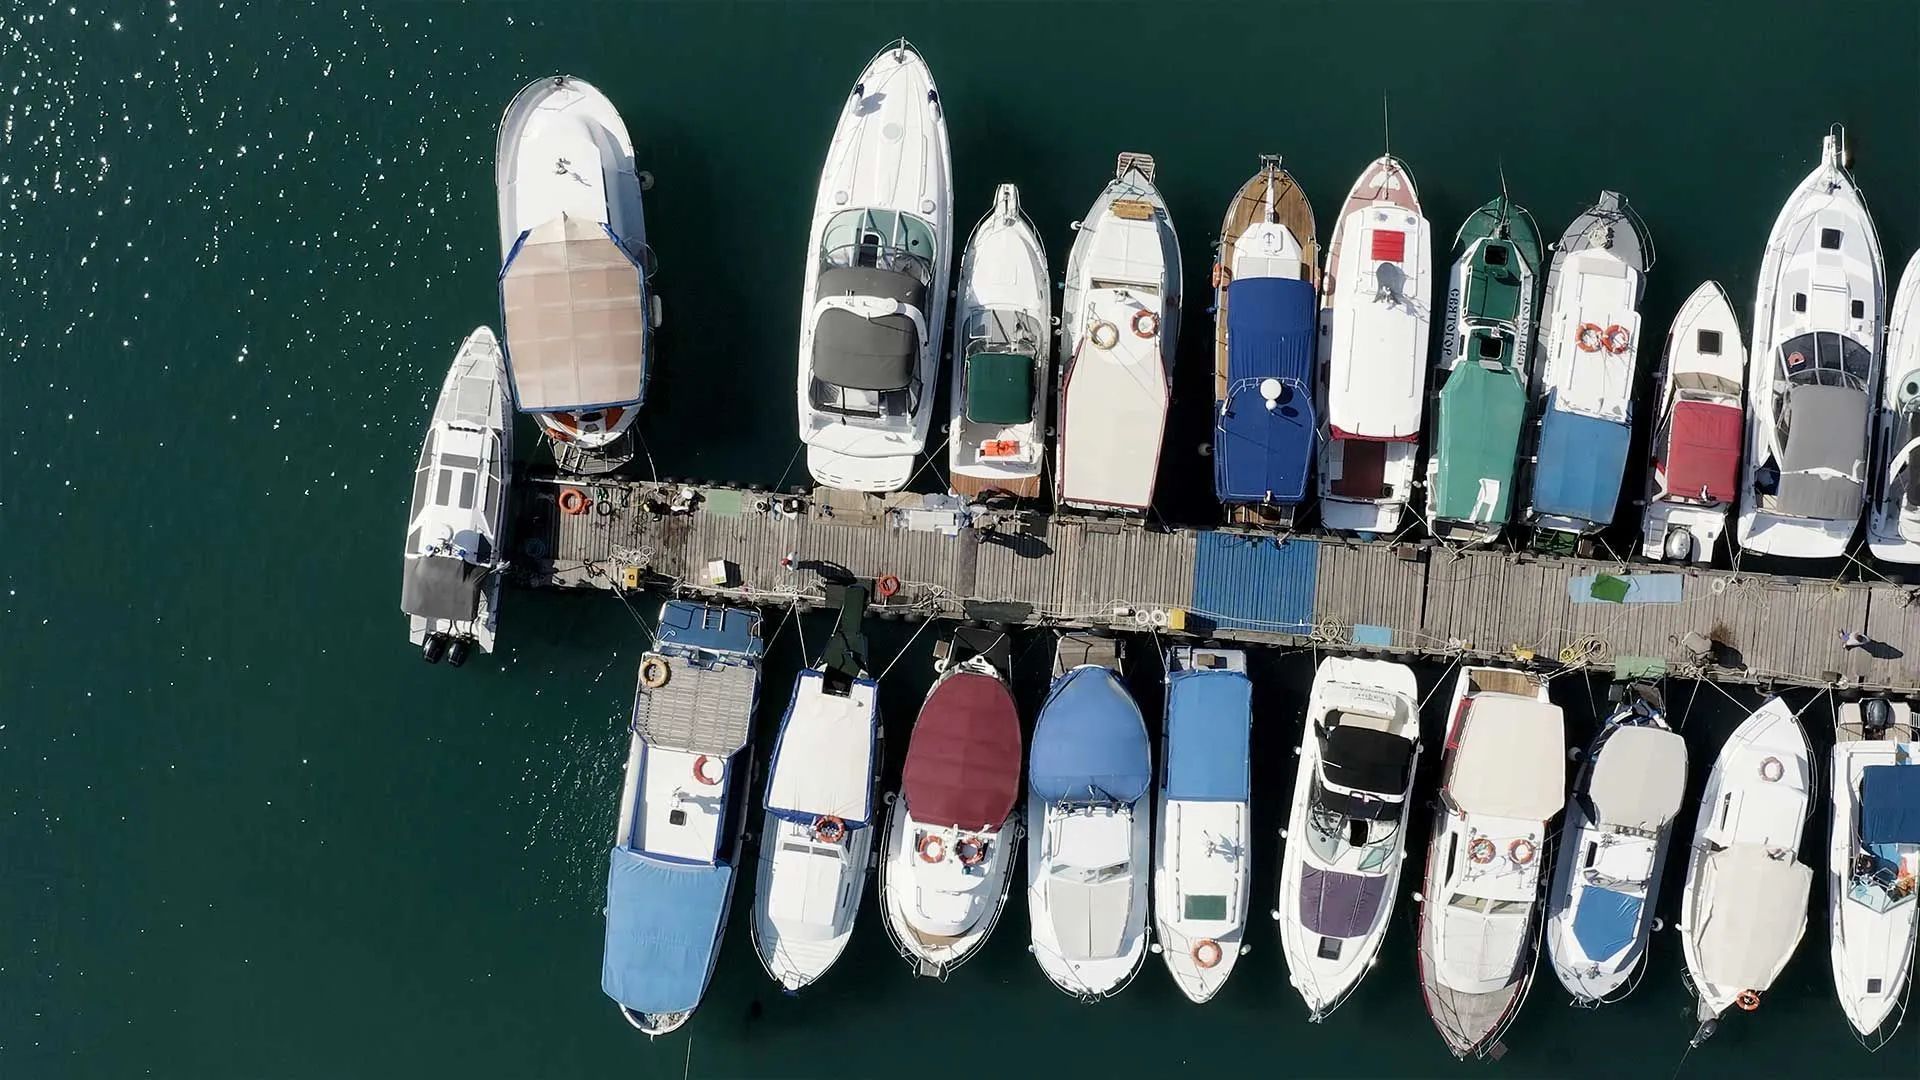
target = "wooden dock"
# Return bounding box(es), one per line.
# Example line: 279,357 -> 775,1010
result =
510,476 -> 1920,694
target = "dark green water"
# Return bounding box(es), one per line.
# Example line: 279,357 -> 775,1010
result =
4,1 -> 1918,1076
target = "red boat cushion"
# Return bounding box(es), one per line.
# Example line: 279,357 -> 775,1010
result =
1663,400 -> 1742,502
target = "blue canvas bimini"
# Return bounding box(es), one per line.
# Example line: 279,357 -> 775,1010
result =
1532,398 -> 1631,526
1570,885 -> 1643,962
1215,277 -> 1317,505
601,849 -> 732,1015
1860,764 -> 1920,846
1029,667 -> 1150,805
1164,669 -> 1252,802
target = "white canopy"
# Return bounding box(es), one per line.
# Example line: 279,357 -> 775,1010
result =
500,213 -> 648,412
765,671 -> 877,824
1448,696 -> 1566,820
1697,843 -> 1813,991
1589,726 -> 1688,830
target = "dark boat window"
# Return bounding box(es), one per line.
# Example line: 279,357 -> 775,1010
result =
1484,244 -> 1509,267
458,472 -> 477,510
1697,330 -> 1722,354
1444,835 -> 1458,881
483,474 -> 500,520
435,469 -> 453,506
1793,293 -> 1807,313
1476,335 -> 1503,360
1820,227 -> 1843,250
1852,299 -> 1866,319
1317,936 -> 1342,960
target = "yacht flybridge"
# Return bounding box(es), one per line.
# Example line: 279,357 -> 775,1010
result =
797,41 -> 952,493
1641,283 -> 1747,563
1738,126 -> 1885,560
1317,155 -> 1432,533
401,327 -> 511,666
1867,251 -> 1920,562
496,76 -> 656,475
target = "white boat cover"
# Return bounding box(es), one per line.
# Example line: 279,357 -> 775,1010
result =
1697,843 -> 1813,990
500,213 -> 648,411
765,671 -> 877,824
1448,697 -> 1565,820
1588,726 -> 1687,830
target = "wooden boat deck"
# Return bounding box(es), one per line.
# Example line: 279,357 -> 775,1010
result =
510,477 -> 1920,693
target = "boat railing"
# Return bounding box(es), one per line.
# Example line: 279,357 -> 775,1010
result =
820,242 -> 932,285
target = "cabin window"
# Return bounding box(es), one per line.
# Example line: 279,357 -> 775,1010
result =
1697,330 -> 1722,354
667,808 -> 687,826
458,472 -> 477,510
1852,299 -> 1866,319
1484,244 -> 1509,267
1585,841 -> 1598,868
483,474 -> 500,520
1317,936 -> 1343,960
1793,293 -> 1807,313
1476,335 -> 1503,360
435,469 -> 454,506
1184,894 -> 1228,920
1444,835 -> 1459,882
1867,978 -> 1883,993
1820,227 -> 1842,250
411,466 -> 431,514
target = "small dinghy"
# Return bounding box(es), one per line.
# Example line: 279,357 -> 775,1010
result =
1678,696 -> 1814,1046
1425,196 -> 1542,545
1211,156 -> 1318,528
1153,647 -> 1253,1003
401,327 -> 511,665
1524,192 -> 1653,550
601,602 -> 765,1035
1416,667 -> 1566,1059
1027,634 -> 1153,1000
878,628 -> 1024,979
1544,686 -> 1687,1005
1867,251 -> 1920,562
1317,155 -> 1432,533
1737,126 -> 1885,560
796,40 -> 952,492
1057,154 -> 1181,515
948,184 -> 1051,502
496,76 -> 655,474
751,585 -> 881,991
1276,657 -> 1420,1020
1640,283 -> 1747,562
1827,697 -> 1920,1049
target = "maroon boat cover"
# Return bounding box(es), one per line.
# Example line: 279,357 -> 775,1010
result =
1662,400 -> 1741,503
901,671 -> 1023,830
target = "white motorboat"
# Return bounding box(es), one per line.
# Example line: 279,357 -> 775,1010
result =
878,629 -> 1024,979
1524,191 -> 1653,546
1827,697 -> 1920,1049
496,76 -> 656,474
401,327 -> 511,665
1678,696 -> 1815,1046
1153,647 -> 1253,1004
1544,688 -> 1687,1004
1640,282 -> 1747,562
1056,154 -> 1182,515
1027,636 -> 1153,1000
1737,126 -> 1886,560
1416,667 -> 1565,1059
751,590 -> 881,991
1316,155 -> 1432,533
796,41 -> 952,493
601,602 -> 764,1035
1867,251 -> 1920,562
948,184 -> 1051,501
1275,657 -> 1420,1020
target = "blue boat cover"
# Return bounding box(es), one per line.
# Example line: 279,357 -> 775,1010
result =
1215,277 -> 1317,505
1531,399 -> 1631,526
1029,666 -> 1150,804
1860,764 -> 1920,845
601,848 -> 731,1015
658,601 -> 763,656
1165,670 -> 1252,802
1570,885 -> 1642,962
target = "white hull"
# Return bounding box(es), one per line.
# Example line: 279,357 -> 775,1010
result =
1827,702 -> 1920,1046
1737,128 -> 1885,559
949,183 -> 1051,492
1027,793 -> 1151,1000
1640,282 -> 1746,563
752,813 -> 873,990
796,42 -> 952,492
878,801 -> 1020,977
1868,250 -> 1920,562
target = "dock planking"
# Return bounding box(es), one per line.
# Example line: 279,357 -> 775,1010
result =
513,476 -> 1920,693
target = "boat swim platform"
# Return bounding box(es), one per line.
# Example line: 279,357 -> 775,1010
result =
511,476 -> 1920,695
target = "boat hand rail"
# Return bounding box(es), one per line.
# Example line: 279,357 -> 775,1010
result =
821,242 -> 932,284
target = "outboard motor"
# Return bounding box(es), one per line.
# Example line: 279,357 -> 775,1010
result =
421,634 -> 448,664
1863,696 -> 1895,736
446,637 -> 471,668
1663,526 -> 1693,562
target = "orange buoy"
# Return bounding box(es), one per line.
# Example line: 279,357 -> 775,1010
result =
692,754 -> 721,786
1603,324 -> 1632,355
1468,837 -> 1497,864
638,655 -> 670,689
917,833 -> 946,864
876,574 -> 901,599
1509,838 -> 1537,865
1131,309 -> 1160,338
1736,989 -> 1761,1012
812,816 -> 847,845
1576,323 -> 1605,352
558,487 -> 591,515
1191,939 -> 1224,969
1759,756 -> 1785,783
956,836 -> 988,866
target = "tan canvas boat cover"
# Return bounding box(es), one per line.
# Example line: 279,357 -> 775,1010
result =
1697,843 -> 1812,991
1589,726 -> 1687,829
500,213 -> 647,411
1447,696 -> 1565,820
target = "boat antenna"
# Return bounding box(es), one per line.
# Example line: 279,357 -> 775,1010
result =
1381,93 -> 1391,159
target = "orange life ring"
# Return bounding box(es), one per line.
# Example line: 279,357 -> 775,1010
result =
1468,837 -> 1497,864
1210,262 -> 1225,288
917,833 -> 946,864
1509,838 -> 1537,865
1191,938 -> 1223,969
1576,323 -> 1605,353
558,487 -> 591,515
638,656 -> 670,689
956,836 -> 987,866
1759,756 -> 1784,783
1131,309 -> 1160,338
1736,989 -> 1761,1012
692,754 -> 721,786
812,816 -> 847,845
1603,324 -> 1632,355
876,574 -> 901,599
1786,350 -> 1806,368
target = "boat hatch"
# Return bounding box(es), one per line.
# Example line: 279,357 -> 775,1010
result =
1184,894 -> 1228,920
1329,440 -> 1388,499
1370,229 -> 1406,263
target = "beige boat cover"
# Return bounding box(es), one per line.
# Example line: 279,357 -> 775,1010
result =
500,213 -> 647,411
1589,726 -> 1687,829
1697,843 -> 1812,991
1448,696 -> 1566,820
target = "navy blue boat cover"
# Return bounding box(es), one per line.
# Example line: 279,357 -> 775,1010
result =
1029,666 -> 1150,804
1215,277 -> 1317,504
1860,764 -> 1920,845
657,601 -> 763,656
1570,884 -> 1642,962
1165,669 -> 1251,802
1532,397 -> 1631,525
601,848 -> 730,1015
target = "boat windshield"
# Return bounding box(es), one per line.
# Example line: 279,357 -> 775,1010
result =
1055,861 -> 1131,887
809,378 -> 920,420
1775,331 -> 1872,392
1306,789 -> 1400,873
819,209 -> 935,284
1446,894 -> 1531,916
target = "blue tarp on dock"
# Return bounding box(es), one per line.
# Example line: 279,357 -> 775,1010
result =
1191,532 -> 1317,634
